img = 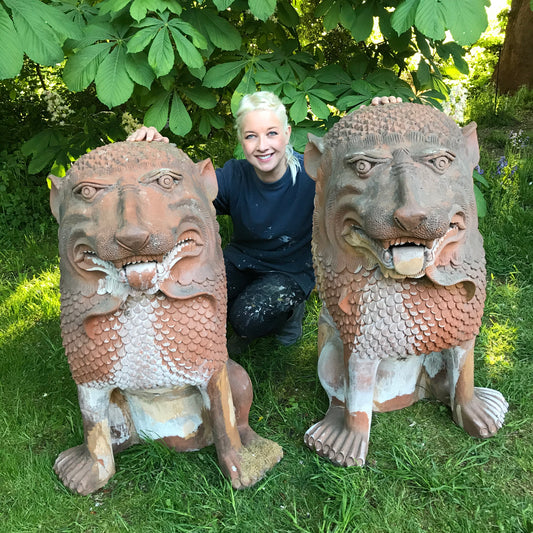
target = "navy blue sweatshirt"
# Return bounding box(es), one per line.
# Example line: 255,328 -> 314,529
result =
214,152 -> 316,296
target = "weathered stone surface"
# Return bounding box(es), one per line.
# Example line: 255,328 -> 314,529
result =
303,103 -> 507,467
50,141 -> 282,494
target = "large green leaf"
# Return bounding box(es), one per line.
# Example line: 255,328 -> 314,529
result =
443,0 -> 488,46
130,0 -> 182,21
289,93 -> 308,124
148,26 -> 175,76
171,19 -> 207,49
255,70 -> 281,84
308,94 -> 330,120
248,0 -> 276,21
125,52 -> 155,88
21,129 -> 66,174
415,0 -> 446,41
198,11 -> 241,50
127,24 -> 159,54
349,3 -> 374,42
98,0 -> 130,15
474,184 -> 487,217
145,91 -> 171,130
438,42 -> 469,75
6,0 -> 80,65
350,79 -> 374,95
5,0 -> 81,39
168,92 -> 192,136
309,88 -> 336,101
10,9 -> 64,65
232,68 -> 256,114
315,65 -> 352,85
183,87 -> 217,109
169,26 -> 204,69
0,4 -> 23,79
63,42 -> 111,92
95,45 -> 134,107
315,0 -> 336,18
277,0 -> 299,27
213,0 -> 235,9
416,60 -> 431,87
323,1 -> 341,31
336,94 -> 369,110
198,112 -> 212,138
391,0 -> 419,35
203,60 -> 248,88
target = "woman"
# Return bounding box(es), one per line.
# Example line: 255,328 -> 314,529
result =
128,92 -> 401,352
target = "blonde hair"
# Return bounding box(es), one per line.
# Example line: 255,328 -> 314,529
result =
235,91 -> 301,184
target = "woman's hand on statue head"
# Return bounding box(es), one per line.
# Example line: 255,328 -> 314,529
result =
370,96 -> 403,106
127,126 -> 169,143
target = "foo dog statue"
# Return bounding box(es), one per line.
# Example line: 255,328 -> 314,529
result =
49,141 -> 282,495
303,102 -> 507,467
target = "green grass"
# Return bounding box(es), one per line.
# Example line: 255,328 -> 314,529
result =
1,104 -> 533,533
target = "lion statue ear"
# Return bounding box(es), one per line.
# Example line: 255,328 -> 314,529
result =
49,174 -> 63,222
461,121 -> 480,168
304,133 -> 325,182
196,158 -> 218,201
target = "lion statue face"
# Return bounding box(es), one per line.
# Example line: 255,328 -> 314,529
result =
50,142 -> 221,300
305,103 -> 483,289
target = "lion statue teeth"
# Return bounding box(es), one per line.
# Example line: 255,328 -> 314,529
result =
303,103 -> 508,467
50,141 -> 282,495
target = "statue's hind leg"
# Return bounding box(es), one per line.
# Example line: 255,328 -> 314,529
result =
203,362 -> 282,489
227,358 -> 259,446
447,339 -> 508,438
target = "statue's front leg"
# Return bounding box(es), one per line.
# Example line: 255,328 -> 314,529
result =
340,354 -> 380,466
54,385 -> 115,495
305,343 -> 379,467
447,339 -> 508,438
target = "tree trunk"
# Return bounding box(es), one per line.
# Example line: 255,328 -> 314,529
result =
494,0 -> 533,94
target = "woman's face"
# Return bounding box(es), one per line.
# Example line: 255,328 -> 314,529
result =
240,110 -> 291,183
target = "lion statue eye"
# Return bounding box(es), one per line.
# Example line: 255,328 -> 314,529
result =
355,160 -> 372,174
73,184 -> 101,201
157,174 -> 179,189
346,156 -> 382,178
426,153 -> 455,173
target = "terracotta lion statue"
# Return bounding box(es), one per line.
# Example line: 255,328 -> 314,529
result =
50,141 -> 282,495
303,102 -> 508,466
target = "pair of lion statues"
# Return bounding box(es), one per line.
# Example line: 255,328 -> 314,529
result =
49,103 -> 507,494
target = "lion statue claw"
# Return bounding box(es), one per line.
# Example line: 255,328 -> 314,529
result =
303,103 -> 508,466
50,142 -> 282,494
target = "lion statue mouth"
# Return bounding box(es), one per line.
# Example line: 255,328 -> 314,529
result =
342,216 -> 466,278
74,231 -> 202,294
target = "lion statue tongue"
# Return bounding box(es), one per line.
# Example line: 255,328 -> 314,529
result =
391,245 -> 425,276
124,262 -> 158,291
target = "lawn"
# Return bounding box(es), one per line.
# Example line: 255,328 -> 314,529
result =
1,94 -> 532,532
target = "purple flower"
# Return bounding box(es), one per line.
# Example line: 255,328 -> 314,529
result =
496,156 -> 507,175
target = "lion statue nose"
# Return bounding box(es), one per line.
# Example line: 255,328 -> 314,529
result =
393,206 -> 428,232
115,225 -> 150,252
